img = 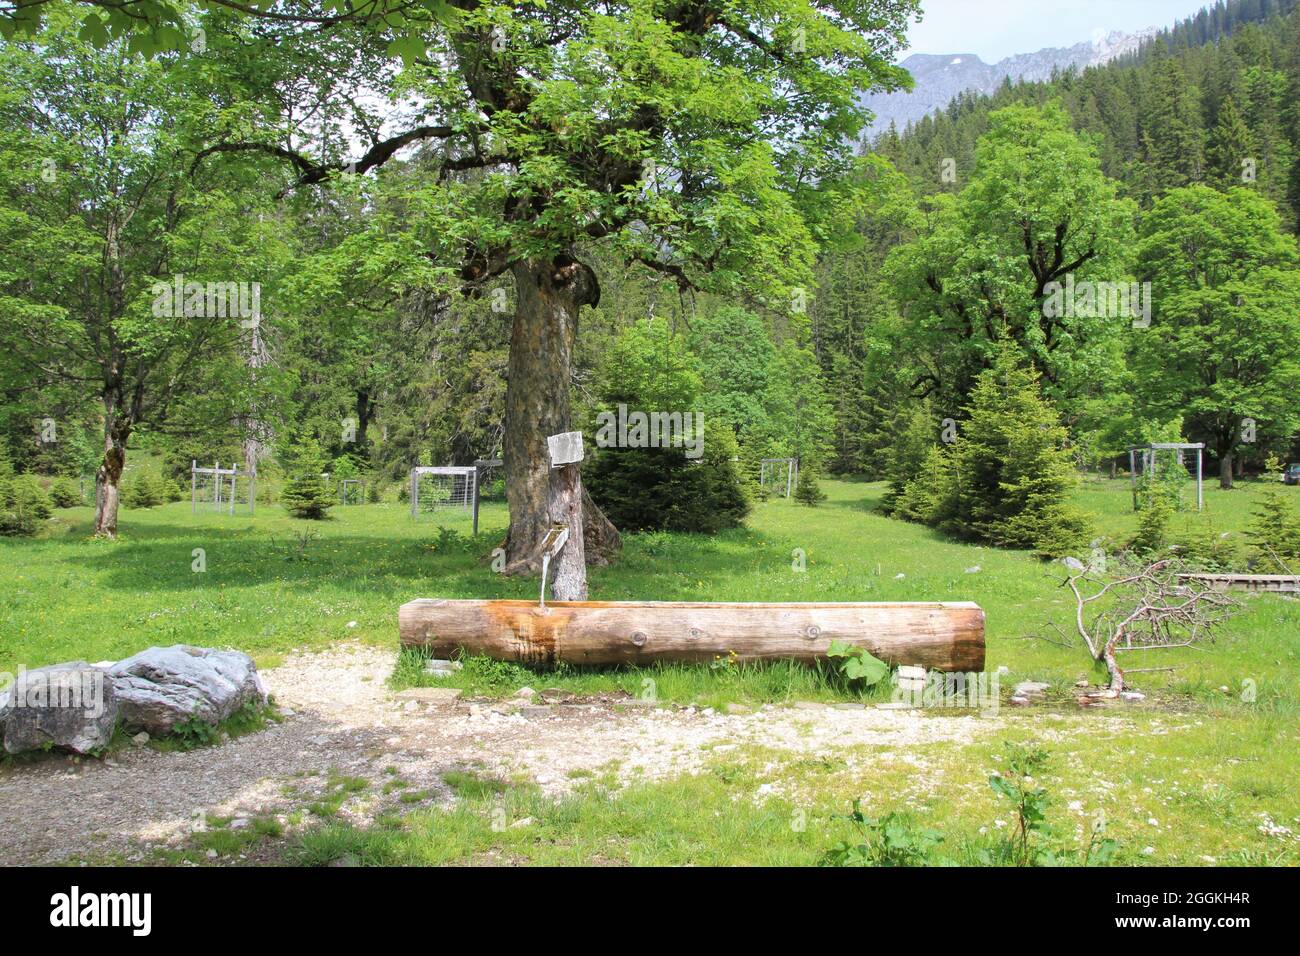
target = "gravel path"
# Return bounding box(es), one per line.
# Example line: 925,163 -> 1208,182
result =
0,644 -> 1001,865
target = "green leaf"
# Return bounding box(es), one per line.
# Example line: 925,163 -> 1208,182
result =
843,650 -> 889,685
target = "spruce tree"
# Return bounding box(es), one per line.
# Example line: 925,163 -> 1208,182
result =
281,440 -> 335,520
1207,95 -> 1256,187
0,454 -> 51,537
947,350 -> 1090,557
793,467 -> 828,507
1250,457 -> 1300,570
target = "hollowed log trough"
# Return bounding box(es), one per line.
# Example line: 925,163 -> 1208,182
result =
399,599 -> 985,672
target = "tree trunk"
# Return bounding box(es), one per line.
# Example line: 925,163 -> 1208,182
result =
355,388 -> 374,452
94,412 -> 130,539
1219,450 -> 1234,490
501,255 -> 619,599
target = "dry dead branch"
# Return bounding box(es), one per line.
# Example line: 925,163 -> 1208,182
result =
1059,559 -> 1240,697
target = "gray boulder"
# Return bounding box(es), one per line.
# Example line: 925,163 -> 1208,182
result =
109,645 -> 267,735
2,662 -> 118,755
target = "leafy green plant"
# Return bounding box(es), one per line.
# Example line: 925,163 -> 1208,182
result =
431,525 -> 472,553
987,742 -> 1053,866
821,803 -> 944,867
983,741 -> 1118,866
825,640 -> 890,687
170,713 -> 221,751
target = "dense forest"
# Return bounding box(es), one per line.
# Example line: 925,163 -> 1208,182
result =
818,0 -> 1300,490
2,0 -> 1300,563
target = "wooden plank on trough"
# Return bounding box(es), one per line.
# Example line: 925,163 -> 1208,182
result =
399,599 -> 985,672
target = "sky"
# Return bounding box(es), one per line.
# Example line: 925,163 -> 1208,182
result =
902,0 -> 1211,61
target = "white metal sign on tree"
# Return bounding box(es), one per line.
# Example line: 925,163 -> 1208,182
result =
547,431 -> 584,467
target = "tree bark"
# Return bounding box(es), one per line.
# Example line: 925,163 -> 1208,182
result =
1219,450 -> 1234,490
501,255 -> 619,599
94,406 -> 130,538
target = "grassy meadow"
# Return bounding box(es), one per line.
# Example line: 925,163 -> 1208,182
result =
2,476 -> 1298,866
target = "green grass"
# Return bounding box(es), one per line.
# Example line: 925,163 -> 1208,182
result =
5,478 -> 1294,712
284,709 -> 1299,866
4,476 -> 1299,866
3,478 -> 1298,709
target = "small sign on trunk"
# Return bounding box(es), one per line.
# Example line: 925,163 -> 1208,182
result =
547,431 -> 584,467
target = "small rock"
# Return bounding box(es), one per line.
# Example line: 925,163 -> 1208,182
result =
1009,695 -> 1032,706
995,666 -> 1010,676
834,703 -> 866,711
230,818 -> 250,830
206,849 -> 218,859
514,687 -> 536,700
346,621 -> 358,629
1075,680 -> 1090,688
1121,691 -> 1146,702
519,705 -> 553,718
894,573 -> 906,580
724,703 -> 752,715
131,731 -> 150,746
510,817 -> 533,829
791,701 -> 825,711
964,566 -> 981,574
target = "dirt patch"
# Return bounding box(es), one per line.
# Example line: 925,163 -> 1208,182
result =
0,644 -> 1005,865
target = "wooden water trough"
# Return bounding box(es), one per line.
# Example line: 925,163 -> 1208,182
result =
398,599 -> 985,672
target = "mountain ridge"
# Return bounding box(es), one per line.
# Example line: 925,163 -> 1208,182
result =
861,28 -> 1158,138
